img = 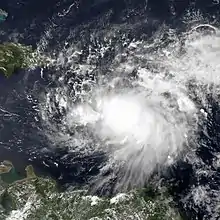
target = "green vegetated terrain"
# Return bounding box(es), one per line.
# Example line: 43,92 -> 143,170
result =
0,43 -> 36,77
0,161 -> 182,220
0,9 -> 36,77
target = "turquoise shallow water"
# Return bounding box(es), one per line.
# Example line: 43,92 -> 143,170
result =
0,167 -> 22,184
0,9 -> 7,22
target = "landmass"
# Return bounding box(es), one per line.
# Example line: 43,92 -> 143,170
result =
0,161 -> 183,220
0,9 -> 37,77
0,161 -> 13,174
0,42 -> 37,77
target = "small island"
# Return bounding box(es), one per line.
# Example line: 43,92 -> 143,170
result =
0,160 -> 13,174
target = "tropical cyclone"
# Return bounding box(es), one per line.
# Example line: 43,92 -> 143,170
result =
65,71 -> 197,192
2,1 -> 220,219
39,23 -> 202,192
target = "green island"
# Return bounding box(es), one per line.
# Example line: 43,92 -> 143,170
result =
0,10 -> 37,77
0,42 -> 38,77
0,161 -> 182,220
0,9 -> 40,77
